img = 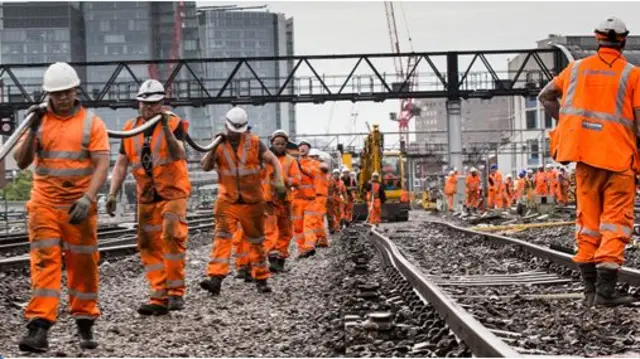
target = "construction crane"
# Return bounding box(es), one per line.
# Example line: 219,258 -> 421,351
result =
384,2 -> 420,145
148,0 -> 185,93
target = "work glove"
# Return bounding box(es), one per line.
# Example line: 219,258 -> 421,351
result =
106,193 -> 117,217
68,194 -> 93,225
27,104 -> 46,133
274,179 -> 287,199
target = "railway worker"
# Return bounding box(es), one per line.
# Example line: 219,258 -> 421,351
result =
538,16 -> 639,306
366,172 -> 386,224
444,170 -> 457,212
199,107 -> 285,295
107,79 -> 191,315
292,140 -> 320,258
515,170 -> 526,202
556,167 -> 569,205
465,167 -> 481,212
341,167 -> 357,226
534,166 -> 548,197
328,168 -> 346,233
14,62 -> 110,352
487,165 -> 502,209
263,130 -> 301,272
503,174 -> 515,208
314,160 -> 331,247
545,165 -> 558,200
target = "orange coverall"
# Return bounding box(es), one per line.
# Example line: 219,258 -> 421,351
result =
293,157 -> 319,257
313,171 -> 330,247
367,181 -> 384,224
465,174 -> 481,209
444,174 -> 457,212
488,170 -> 503,209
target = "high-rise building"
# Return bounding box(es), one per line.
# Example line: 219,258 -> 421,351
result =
197,7 -> 295,139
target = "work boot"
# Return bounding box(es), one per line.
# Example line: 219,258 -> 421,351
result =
256,279 -> 272,293
19,318 -> 51,353
577,263 -> 597,307
137,303 -> 169,316
298,248 -> 316,259
168,296 -> 185,311
200,276 -> 223,295
235,266 -> 250,281
76,318 -> 98,350
269,255 -> 282,273
595,266 -> 637,307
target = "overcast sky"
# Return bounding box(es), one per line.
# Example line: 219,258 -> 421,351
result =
198,1 -> 640,145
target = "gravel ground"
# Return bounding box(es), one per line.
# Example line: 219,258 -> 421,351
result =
0,230 -> 346,357
378,219 -> 640,356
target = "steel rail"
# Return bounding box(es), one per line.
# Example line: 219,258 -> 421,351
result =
0,220 -> 215,271
426,219 -> 640,287
368,225 -> 521,358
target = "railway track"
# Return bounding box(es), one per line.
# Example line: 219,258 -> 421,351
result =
0,215 -> 214,271
361,218 -> 640,357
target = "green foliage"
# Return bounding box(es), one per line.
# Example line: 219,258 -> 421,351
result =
3,170 -> 33,201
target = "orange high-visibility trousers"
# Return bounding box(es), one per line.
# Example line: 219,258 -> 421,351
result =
293,198 -> 317,256
313,195 -> 329,246
208,200 -> 269,280
327,199 -> 341,232
446,195 -> 454,212
487,189 -> 496,209
263,201 -> 293,259
25,200 -> 100,323
466,190 -> 478,208
137,198 -> 189,305
342,199 -> 354,223
368,199 -> 382,224
573,162 -> 635,267
232,225 -> 250,270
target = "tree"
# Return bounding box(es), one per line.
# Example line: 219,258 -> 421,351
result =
3,170 -> 33,201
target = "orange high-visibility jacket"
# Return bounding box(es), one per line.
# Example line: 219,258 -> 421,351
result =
294,157 -> 318,199
31,107 -> 109,205
551,48 -> 640,172
534,172 -> 547,192
315,171 -> 330,197
516,178 -> 525,199
275,153 -> 301,202
261,163 -> 274,202
122,115 -> 191,204
444,175 -> 457,196
214,133 -> 263,204
466,174 -> 481,192
488,171 -> 502,192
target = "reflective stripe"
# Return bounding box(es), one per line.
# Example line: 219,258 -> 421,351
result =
600,222 -> 632,236
215,231 -> 232,239
68,289 -> 97,300
145,263 -> 165,272
72,314 -> 99,320
209,257 -> 230,264
597,262 -> 620,270
299,185 -> 314,189
576,225 -> 602,239
33,288 -> 60,298
291,216 -> 303,220
150,289 -> 167,298
234,253 -> 248,258
167,280 -> 184,288
221,146 -> 237,172
247,236 -> 265,244
561,60 -> 635,129
35,167 -> 94,177
253,262 -> 268,269
82,111 -> 94,149
30,238 -> 61,250
164,253 -> 185,261
62,242 -> 98,254
142,224 -> 162,233
37,150 -> 90,160
304,211 -> 323,216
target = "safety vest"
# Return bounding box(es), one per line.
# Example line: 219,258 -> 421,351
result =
489,171 -> 502,192
122,115 -> 191,204
552,49 -> 640,172
261,164 -> 274,203
270,153 -> 299,202
367,181 -> 381,202
294,157 -> 317,199
466,174 -> 480,191
316,171 -> 330,197
214,133 -> 263,204
444,175 -> 457,195
32,107 -> 105,204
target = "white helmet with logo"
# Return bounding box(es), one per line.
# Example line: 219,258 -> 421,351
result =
225,107 -> 249,133
136,79 -> 165,102
42,62 -> 81,93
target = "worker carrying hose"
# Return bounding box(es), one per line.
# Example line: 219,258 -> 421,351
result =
200,107 -> 285,295
14,62 -> 110,352
487,165 -> 502,209
292,140 -> 320,258
263,130 -> 301,272
465,167 -> 481,212
444,170 -> 457,212
108,79 -> 191,316
341,167 -> 357,226
312,156 -> 331,247
538,16 -> 640,307
365,172 -> 386,224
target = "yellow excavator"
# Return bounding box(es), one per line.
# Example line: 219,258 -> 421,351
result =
345,124 -> 410,222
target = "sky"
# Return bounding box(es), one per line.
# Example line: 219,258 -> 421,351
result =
198,1 -> 640,145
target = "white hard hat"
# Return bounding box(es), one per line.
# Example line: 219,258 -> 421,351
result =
298,139 -> 312,148
319,162 -> 329,170
470,167 -> 477,173
448,171 -> 454,176
225,107 -> 249,133
342,167 -> 350,173
527,169 -> 534,174
332,169 -> 340,175
136,79 -> 165,102
506,174 -> 512,179
372,171 -> 380,177
271,129 -> 289,142
595,16 -> 629,38
309,148 -> 320,157
546,164 -> 552,169
42,62 -> 81,93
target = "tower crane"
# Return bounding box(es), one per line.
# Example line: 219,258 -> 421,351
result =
384,2 -> 420,146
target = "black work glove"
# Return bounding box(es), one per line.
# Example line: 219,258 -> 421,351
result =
27,104 -> 46,132
69,194 -> 92,224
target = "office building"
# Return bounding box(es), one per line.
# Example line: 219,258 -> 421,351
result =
197,7 -> 295,139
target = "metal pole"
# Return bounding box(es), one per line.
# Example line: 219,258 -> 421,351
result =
4,192 -> 8,236
537,101 -> 546,168
447,100 -> 464,211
